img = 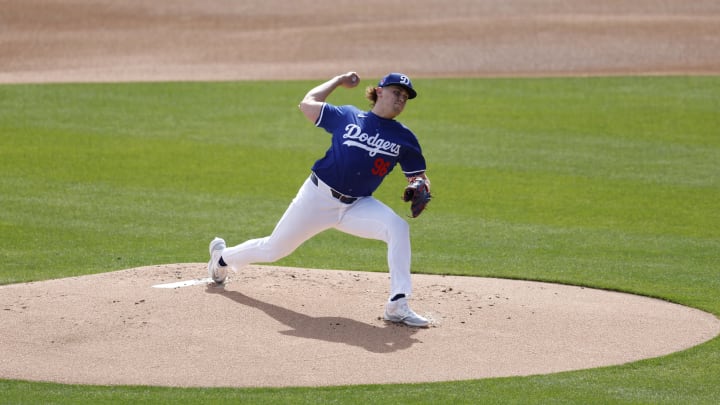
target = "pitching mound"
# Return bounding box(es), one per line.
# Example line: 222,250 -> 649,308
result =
1,264 -> 718,388
2,1 -> 720,388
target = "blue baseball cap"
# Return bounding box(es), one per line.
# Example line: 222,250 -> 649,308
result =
378,73 -> 417,99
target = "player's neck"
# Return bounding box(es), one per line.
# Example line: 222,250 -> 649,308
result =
371,106 -> 399,120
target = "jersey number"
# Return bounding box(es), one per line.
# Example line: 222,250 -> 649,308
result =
371,157 -> 391,177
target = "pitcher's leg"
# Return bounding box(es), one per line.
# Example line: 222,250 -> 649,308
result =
335,197 -> 413,298
222,178 -> 336,270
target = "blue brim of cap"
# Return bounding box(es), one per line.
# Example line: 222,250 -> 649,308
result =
402,85 -> 417,99
385,84 -> 415,99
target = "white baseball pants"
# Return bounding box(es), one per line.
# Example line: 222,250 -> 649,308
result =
221,173 -> 413,299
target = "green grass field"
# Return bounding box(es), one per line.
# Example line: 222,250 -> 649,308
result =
1,76 -> 719,404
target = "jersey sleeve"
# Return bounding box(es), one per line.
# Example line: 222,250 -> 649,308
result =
316,103 -> 356,133
399,129 -> 427,177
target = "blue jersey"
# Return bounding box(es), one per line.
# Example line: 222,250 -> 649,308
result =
312,103 -> 426,197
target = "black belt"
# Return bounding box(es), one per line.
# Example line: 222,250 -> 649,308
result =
310,173 -> 358,204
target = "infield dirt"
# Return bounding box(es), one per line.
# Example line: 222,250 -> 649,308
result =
1,0 -> 719,388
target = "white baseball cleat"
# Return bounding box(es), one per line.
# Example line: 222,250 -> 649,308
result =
383,297 -> 429,327
208,237 -> 227,284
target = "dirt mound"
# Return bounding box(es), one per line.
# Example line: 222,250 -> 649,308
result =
1,264 -> 718,387
2,0 -> 719,388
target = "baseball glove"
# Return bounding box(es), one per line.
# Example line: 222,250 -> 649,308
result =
403,178 -> 432,218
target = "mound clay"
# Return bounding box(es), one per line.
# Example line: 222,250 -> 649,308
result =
1,0 -> 719,388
